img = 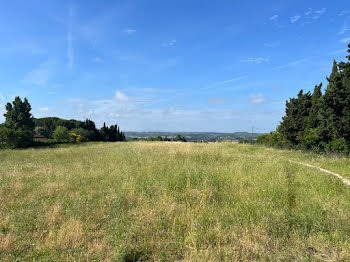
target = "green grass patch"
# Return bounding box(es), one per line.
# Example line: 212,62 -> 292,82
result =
1,142 -> 350,261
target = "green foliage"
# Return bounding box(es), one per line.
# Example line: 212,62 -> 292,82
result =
33,117 -> 84,138
301,128 -> 320,150
278,90 -> 312,145
99,123 -> 126,142
53,126 -> 70,142
276,43 -> 350,154
0,127 -> 33,148
307,83 -> 322,129
69,132 -> 84,142
257,131 -> 286,148
35,126 -> 49,138
71,128 -> 95,141
148,136 -> 164,141
173,135 -> 187,142
2,143 -> 350,260
325,138 -> 349,154
0,96 -> 34,148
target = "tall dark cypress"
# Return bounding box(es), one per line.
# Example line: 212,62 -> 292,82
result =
340,44 -> 350,144
307,83 -> 322,129
278,90 -> 312,144
318,60 -> 345,141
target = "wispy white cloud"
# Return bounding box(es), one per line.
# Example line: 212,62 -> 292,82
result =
305,8 -> 312,16
315,8 -> 327,15
339,10 -> 349,17
273,58 -> 309,70
67,5 -> 74,69
206,98 -> 229,105
269,15 -> 279,21
216,76 -> 246,85
340,37 -> 350,43
338,25 -> 349,35
115,91 -> 129,102
67,32 -> 74,69
312,8 -> 327,20
290,15 -> 301,23
241,57 -> 269,64
38,107 -> 49,112
65,94 -> 279,132
200,76 -> 246,91
92,57 -> 103,63
264,41 -> 280,48
23,61 -> 54,86
250,94 -> 266,104
162,39 -> 176,47
328,49 -> 347,55
124,28 -> 136,35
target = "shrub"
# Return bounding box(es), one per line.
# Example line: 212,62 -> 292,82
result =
53,126 -> 69,142
69,132 -> 84,142
301,128 -> 320,150
0,127 -> 33,148
326,138 -> 349,154
71,128 -> 94,141
257,131 -> 286,148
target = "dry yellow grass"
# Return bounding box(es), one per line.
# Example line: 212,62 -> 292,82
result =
0,142 -> 350,261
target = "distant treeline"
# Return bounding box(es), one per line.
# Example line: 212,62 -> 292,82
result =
34,117 -> 126,142
258,43 -> 350,154
0,97 -> 125,149
125,131 -> 259,142
133,135 -> 187,142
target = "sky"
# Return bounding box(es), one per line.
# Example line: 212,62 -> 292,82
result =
1,0 -> 350,132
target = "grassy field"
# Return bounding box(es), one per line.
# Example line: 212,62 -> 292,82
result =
1,142 -> 350,261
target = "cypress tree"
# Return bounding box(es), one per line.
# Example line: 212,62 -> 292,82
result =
278,90 -> 312,144
307,83 -> 322,129
339,43 -> 350,144
318,60 -> 345,142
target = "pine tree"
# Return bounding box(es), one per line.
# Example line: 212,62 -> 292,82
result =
0,97 -> 35,148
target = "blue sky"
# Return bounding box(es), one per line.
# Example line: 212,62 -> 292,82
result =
1,0 -> 350,132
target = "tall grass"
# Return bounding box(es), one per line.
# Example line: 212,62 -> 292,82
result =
0,142 -> 350,261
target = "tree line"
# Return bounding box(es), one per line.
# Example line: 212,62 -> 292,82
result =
132,135 -> 187,142
0,97 -> 126,148
258,43 -> 350,154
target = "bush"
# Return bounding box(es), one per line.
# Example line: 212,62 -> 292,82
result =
71,128 -> 94,141
53,126 -> 69,142
257,131 -> 286,148
326,138 -> 349,154
0,127 -> 34,148
69,132 -> 84,142
173,135 -> 186,142
301,128 -> 320,150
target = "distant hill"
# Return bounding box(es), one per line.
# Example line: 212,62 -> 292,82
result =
125,131 -> 262,142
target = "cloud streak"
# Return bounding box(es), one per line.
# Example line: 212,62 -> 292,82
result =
23,60 -> 54,86
201,76 -> 246,90
250,93 -> 266,104
162,39 -> 177,47
340,37 -> 350,43
273,58 -> 309,70
241,57 -> 269,64
269,15 -> 279,21
290,15 -> 301,23
67,5 -> 74,69
124,28 -> 136,35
